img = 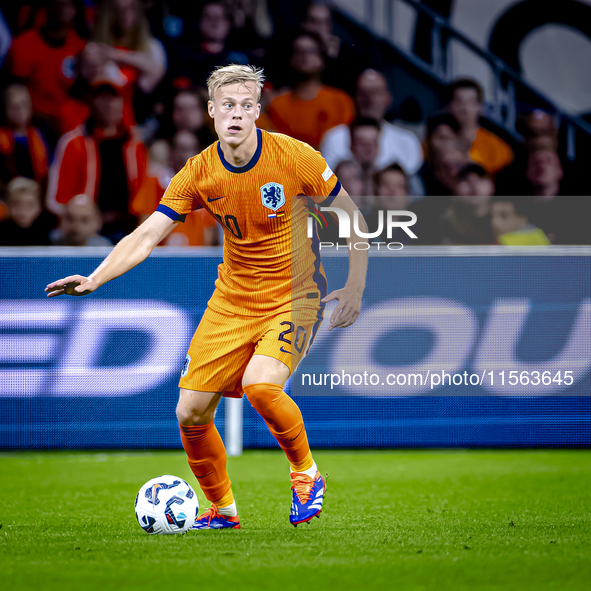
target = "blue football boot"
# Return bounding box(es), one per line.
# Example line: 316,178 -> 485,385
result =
192,504 -> 240,530
289,471 -> 326,526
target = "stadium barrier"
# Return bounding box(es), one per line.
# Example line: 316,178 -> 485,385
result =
1,246 -> 589,450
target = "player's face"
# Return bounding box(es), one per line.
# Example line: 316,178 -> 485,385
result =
208,82 -> 260,146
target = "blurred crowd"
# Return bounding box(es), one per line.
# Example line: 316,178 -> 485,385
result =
0,0 -> 589,247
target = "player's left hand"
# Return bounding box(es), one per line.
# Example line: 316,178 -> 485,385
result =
322,287 -> 362,331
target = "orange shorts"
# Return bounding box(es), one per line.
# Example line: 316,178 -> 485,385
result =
179,304 -> 323,396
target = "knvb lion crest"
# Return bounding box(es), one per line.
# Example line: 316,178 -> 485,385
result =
260,182 -> 286,211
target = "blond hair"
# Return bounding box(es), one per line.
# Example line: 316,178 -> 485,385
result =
207,64 -> 265,103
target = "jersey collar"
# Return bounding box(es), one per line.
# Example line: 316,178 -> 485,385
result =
217,128 -> 262,174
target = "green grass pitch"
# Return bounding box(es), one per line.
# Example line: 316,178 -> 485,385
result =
1,450 -> 590,590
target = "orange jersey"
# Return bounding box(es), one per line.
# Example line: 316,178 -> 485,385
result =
158,129 -> 341,315
470,127 -> 514,175
267,86 -> 355,149
8,28 -> 88,134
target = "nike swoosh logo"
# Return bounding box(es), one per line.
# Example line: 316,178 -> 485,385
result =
290,427 -> 303,442
196,471 -> 214,479
280,346 -> 294,355
207,196 -> 225,202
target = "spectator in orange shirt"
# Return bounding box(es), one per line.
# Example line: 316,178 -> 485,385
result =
0,84 -> 49,186
447,78 -> 513,175
266,31 -> 355,148
7,0 -> 88,138
46,78 -> 148,243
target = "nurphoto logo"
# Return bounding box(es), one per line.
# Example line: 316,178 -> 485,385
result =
307,206 -> 418,250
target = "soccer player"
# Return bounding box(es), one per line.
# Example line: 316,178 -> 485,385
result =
45,65 -> 368,529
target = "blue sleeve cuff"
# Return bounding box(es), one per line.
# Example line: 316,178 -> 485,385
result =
322,180 -> 342,206
156,204 -> 187,222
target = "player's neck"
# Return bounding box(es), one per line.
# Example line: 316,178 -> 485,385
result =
219,126 -> 259,168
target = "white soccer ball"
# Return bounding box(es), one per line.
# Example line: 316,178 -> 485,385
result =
135,475 -> 199,535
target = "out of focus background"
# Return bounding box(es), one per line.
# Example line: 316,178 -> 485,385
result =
1,0 -> 590,247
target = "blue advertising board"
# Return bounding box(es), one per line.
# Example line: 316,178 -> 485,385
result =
0,247 -> 589,449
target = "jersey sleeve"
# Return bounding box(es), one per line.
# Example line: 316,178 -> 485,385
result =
156,158 -> 204,222
296,141 -> 342,205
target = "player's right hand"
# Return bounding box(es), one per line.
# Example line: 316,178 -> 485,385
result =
45,275 -> 98,298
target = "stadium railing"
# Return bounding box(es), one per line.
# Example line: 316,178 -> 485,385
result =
330,0 -> 591,161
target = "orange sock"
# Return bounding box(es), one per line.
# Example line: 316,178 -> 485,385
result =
243,382 -> 313,470
179,421 -> 231,503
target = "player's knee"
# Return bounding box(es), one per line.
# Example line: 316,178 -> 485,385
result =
176,401 -> 214,425
175,401 -> 196,425
176,390 -> 218,425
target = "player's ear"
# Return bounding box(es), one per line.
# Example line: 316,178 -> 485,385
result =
207,100 -> 215,119
255,103 -> 261,120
